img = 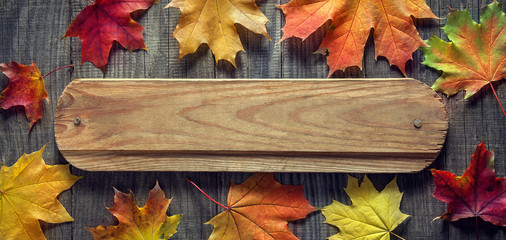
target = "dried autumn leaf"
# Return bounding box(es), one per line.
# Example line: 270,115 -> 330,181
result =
165,0 -> 270,67
0,145 -> 81,240
87,182 -> 182,239
422,0 -> 505,99
64,0 -> 155,72
196,173 -> 316,239
431,140 -> 506,226
322,175 -> 409,240
0,61 -> 47,131
279,0 -> 437,77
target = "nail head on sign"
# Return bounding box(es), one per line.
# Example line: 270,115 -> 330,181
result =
73,117 -> 81,126
413,119 -> 422,128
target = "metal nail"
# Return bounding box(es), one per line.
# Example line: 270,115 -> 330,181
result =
413,119 -> 422,128
73,117 -> 81,126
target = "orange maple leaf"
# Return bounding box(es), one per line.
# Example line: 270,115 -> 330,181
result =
165,0 -> 270,67
87,182 -> 182,240
64,0 -> 155,72
0,61 -> 47,131
189,173 -> 317,240
279,0 -> 437,76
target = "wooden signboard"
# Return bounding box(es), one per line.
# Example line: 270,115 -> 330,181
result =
55,78 -> 448,172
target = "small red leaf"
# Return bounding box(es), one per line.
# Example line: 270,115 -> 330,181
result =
0,61 -> 47,131
64,0 -> 155,72
431,140 -> 506,226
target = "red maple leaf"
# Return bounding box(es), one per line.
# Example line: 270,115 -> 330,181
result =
189,173 -> 317,239
64,0 -> 155,72
431,140 -> 506,226
0,61 -> 47,131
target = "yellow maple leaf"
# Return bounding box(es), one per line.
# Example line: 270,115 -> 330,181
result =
87,182 -> 182,240
0,145 -> 81,240
165,0 -> 270,67
322,175 -> 409,240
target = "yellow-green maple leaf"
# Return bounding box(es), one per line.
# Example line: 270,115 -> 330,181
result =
322,175 -> 409,240
87,182 -> 182,240
165,0 -> 270,67
0,145 -> 81,240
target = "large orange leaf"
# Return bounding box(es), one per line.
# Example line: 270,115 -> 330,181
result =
196,173 -> 316,239
279,0 -> 437,76
0,61 -> 47,131
165,0 -> 270,67
431,140 -> 506,226
87,182 -> 182,239
422,1 -> 505,99
64,0 -> 155,72
0,145 -> 81,240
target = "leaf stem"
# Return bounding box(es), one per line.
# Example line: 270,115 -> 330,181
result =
187,178 -> 228,210
390,232 -> 406,240
489,82 -> 506,120
41,64 -> 74,79
476,216 -> 480,240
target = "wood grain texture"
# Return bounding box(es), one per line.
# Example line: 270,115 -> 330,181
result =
0,0 -> 505,239
54,78 -> 447,172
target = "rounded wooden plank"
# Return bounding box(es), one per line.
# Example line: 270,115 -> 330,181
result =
55,78 -> 448,172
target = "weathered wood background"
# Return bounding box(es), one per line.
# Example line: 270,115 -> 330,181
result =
0,0 -> 505,239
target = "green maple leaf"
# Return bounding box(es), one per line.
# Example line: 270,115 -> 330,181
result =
422,0 -> 505,99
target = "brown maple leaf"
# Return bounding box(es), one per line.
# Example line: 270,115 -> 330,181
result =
165,0 -> 270,67
0,61 -> 47,131
87,182 -> 182,240
189,173 -> 317,240
64,0 -> 155,72
279,0 -> 437,76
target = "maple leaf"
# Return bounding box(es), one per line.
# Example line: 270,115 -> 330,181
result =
431,140 -> 506,226
87,182 -> 182,240
165,0 -> 270,67
279,0 -> 437,77
64,0 -> 155,72
0,61 -> 47,131
0,145 -> 81,240
322,175 -> 409,240
422,0 -> 505,99
189,173 -> 316,239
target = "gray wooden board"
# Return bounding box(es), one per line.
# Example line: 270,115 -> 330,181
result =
0,0 -> 504,239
